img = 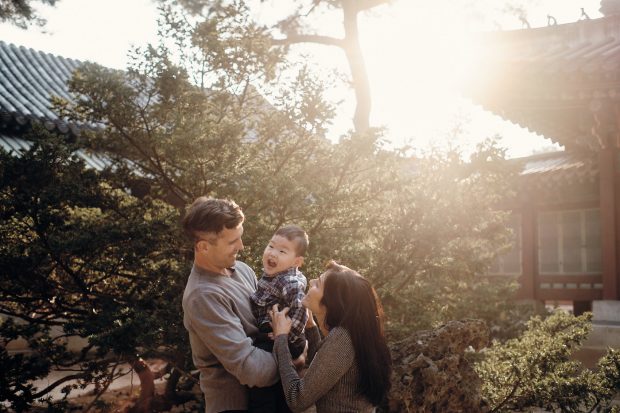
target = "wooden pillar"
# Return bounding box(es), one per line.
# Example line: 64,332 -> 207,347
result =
615,147 -> 620,300
518,205 -> 536,300
599,146 -> 619,300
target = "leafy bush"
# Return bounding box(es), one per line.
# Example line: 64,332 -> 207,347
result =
0,130 -> 190,410
476,311 -> 620,413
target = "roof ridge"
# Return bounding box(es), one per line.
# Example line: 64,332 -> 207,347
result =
476,15 -> 611,37
0,40 -> 85,66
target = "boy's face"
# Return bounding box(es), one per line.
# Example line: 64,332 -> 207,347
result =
262,235 -> 303,276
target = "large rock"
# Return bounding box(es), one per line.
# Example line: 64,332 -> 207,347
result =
387,319 -> 489,413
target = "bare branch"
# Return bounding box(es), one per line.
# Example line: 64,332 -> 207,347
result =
489,373 -> 522,413
271,34 -> 345,48
30,373 -> 87,399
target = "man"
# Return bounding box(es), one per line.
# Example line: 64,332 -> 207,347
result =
182,197 -> 278,413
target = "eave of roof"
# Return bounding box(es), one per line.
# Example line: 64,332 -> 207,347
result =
463,16 -> 620,150
0,133 -> 112,171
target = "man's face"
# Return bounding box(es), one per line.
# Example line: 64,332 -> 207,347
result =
201,224 -> 244,270
262,235 -> 303,276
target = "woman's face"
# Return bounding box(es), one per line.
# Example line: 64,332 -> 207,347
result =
302,271 -> 327,315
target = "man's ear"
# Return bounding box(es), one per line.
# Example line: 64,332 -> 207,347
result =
196,239 -> 209,253
294,256 -> 304,268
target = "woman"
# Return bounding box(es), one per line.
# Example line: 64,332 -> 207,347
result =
269,260 -> 392,413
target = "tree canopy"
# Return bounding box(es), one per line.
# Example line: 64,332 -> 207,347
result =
0,0 -> 59,28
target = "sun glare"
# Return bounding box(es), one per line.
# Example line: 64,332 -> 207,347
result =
354,1 -> 490,153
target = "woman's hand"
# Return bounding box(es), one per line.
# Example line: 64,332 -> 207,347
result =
270,304 -> 292,336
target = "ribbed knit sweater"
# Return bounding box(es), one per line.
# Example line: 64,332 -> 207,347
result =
182,262 -> 278,413
274,326 -> 374,413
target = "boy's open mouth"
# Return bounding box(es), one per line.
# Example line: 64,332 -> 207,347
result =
267,258 -> 277,268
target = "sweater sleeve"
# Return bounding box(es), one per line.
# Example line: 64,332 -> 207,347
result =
185,289 -> 278,388
274,328 -> 355,412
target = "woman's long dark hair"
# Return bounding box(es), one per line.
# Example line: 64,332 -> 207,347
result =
320,261 -> 392,405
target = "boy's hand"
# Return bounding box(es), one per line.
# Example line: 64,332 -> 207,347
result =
292,354 -> 306,371
305,308 -> 316,328
292,340 -> 308,373
270,304 -> 292,336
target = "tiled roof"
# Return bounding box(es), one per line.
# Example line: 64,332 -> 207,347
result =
0,41 -> 84,134
0,42 -> 114,170
464,16 -> 620,150
512,150 -> 598,185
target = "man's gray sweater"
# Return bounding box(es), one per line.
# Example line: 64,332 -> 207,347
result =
182,261 -> 278,413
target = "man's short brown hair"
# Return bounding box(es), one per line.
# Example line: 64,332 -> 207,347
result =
274,225 -> 309,256
182,197 -> 244,242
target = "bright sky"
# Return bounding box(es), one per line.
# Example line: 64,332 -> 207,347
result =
0,0 -> 604,158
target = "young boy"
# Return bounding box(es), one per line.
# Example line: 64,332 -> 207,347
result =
249,225 -> 309,412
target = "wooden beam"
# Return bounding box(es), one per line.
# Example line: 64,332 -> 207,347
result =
536,201 -> 599,212
517,206 -> 536,300
599,146 -> 619,299
537,289 -> 603,301
538,275 -> 603,284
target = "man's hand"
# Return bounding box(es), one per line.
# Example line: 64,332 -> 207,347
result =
270,304 -> 292,336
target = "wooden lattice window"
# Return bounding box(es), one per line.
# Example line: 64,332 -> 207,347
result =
538,209 -> 601,275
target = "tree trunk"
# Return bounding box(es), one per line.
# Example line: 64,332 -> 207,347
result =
342,0 -> 371,134
128,358 -> 155,413
271,0 -> 384,134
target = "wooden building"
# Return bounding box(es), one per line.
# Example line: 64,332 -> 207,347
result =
465,1 -> 620,330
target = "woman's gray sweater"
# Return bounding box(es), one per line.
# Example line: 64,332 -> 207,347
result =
274,326 -> 374,413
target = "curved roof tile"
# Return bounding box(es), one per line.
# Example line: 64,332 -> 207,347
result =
0,41 -> 85,133
0,46 -> 47,118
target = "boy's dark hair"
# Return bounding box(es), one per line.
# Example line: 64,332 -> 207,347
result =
182,197 -> 244,242
275,225 -> 309,256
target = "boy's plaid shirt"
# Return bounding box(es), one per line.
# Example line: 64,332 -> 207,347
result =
250,267 -> 308,342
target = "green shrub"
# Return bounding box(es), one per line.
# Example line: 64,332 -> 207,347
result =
476,311 -> 620,413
